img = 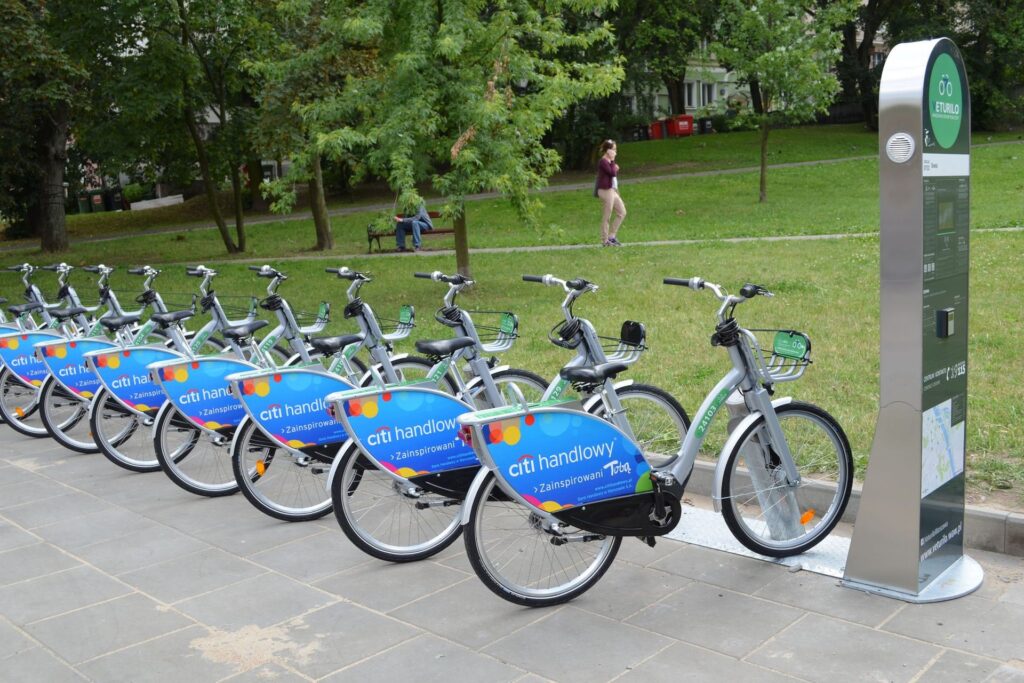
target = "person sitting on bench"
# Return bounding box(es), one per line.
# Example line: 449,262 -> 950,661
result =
395,203 -> 433,252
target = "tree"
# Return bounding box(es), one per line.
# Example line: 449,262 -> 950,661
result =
255,0 -> 376,251
714,0 -> 856,203
616,0 -> 715,116
0,1 -> 91,251
316,0 -> 624,277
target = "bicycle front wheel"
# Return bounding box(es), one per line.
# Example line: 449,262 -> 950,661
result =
587,383 -> 689,469
39,377 -> 98,453
330,445 -> 463,562
721,401 -> 853,557
465,472 -> 621,607
153,403 -> 238,497
232,417 -> 334,521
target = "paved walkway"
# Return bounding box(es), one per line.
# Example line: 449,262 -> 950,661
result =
2,428 -> 1024,681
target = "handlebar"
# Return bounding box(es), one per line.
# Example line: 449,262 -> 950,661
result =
6,265 -> 30,272
326,267 -> 368,281
41,264 -> 62,272
249,264 -> 284,279
186,265 -> 215,278
522,275 -> 545,283
522,274 -> 595,292
415,271 -> 471,285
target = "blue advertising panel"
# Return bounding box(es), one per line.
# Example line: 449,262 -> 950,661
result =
477,408 -> 651,513
331,387 -> 477,479
227,367 -> 355,451
149,357 -> 253,434
36,338 -> 116,399
0,330 -> 63,389
85,346 -> 182,416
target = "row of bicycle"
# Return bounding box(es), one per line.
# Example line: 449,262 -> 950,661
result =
0,262 -> 853,607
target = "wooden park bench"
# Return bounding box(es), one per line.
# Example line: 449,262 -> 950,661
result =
366,211 -> 456,253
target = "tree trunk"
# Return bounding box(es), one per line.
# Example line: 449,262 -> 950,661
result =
749,79 -> 764,115
309,154 -> 334,251
453,208 -> 472,278
759,121 -> 769,203
247,155 -> 268,211
664,73 -> 686,115
38,106 -> 70,253
183,106 -> 238,253
229,164 -> 247,252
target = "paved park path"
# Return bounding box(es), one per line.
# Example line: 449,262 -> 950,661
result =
2,427 -> 1024,682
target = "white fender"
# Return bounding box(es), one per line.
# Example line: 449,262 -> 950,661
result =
581,379 -> 635,412
712,397 -> 793,512
460,467 -> 493,525
325,439 -> 358,490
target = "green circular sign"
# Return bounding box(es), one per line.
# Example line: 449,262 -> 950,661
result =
928,53 -> 963,149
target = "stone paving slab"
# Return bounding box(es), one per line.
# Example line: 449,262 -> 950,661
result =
1,429 -> 1023,682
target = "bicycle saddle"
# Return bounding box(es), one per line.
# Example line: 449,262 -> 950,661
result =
415,336 -> 475,358
99,313 -> 142,331
221,319 -> 269,340
559,362 -> 628,385
8,302 -> 43,316
309,333 -> 364,356
51,306 -> 88,321
150,309 -> 195,326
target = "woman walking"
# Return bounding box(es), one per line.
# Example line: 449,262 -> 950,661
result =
595,139 -> 626,246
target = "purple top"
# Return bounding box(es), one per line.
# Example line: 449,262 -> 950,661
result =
596,157 -> 618,190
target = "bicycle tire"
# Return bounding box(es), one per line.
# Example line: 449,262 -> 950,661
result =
465,367 -> 548,408
38,376 -> 98,454
587,383 -> 690,469
464,472 -> 621,607
231,417 -> 335,522
331,444 -> 464,562
720,401 -> 853,557
89,387 -> 160,472
0,368 -> 47,438
153,401 -> 238,497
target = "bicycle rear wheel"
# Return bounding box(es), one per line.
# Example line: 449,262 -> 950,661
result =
153,402 -> 238,497
0,368 -> 47,438
720,401 -> 853,557
464,472 -> 621,607
232,417 -> 334,521
330,445 -> 463,562
89,388 -> 160,472
39,377 -> 98,453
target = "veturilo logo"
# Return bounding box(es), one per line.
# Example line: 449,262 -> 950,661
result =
928,53 -> 963,149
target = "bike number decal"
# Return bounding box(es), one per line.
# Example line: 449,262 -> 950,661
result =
154,357 -> 251,432
236,369 -> 353,448
481,410 -> 651,512
340,389 -> 477,477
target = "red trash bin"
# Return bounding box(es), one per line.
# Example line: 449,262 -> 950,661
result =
670,114 -> 694,137
648,120 -> 665,140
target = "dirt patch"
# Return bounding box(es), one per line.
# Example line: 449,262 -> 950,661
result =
190,622 -> 319,674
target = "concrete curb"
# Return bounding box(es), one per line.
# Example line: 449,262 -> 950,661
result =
686,460 -> 1024,557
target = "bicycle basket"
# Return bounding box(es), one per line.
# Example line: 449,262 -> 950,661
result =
470,310 -> 518,354
295,301 -> 330,335
603,320 -> 647,365
746,328 -> 812,383
381,304 -> 415,342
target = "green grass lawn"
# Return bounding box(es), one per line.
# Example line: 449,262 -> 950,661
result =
16,123 -> 1019,244
4,231 -> 1021,502
4,143 -> 1021,264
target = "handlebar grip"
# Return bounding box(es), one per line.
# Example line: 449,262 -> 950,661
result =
41,264 -> 61,272
82,266 -> 101,273
663,278 -> 690,287
414,272 -> 433,279
522,275 -> 545,283
566,278 -> 590,291
248,266 -> 262,272
325,268 -> 340,274
128,267 -> 145,275
7,266 -> 25,271
185,268 -> 204,277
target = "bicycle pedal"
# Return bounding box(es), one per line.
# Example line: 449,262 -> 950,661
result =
310,467 -> 325,475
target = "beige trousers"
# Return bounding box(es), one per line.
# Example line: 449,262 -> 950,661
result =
597,188 -> 626,241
